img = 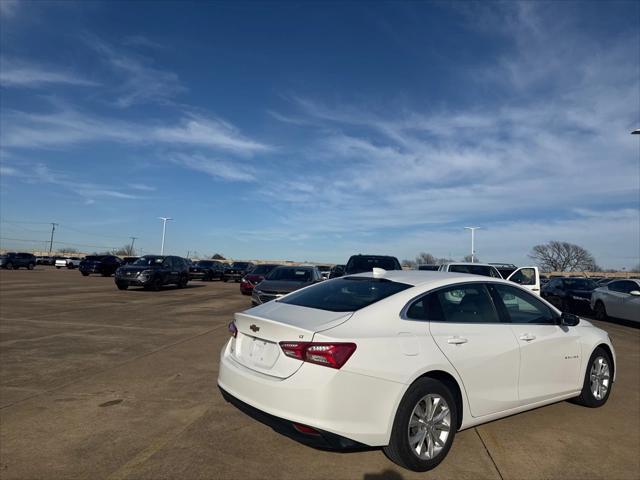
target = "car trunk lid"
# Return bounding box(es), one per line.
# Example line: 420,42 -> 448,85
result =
231,302 -> 353,378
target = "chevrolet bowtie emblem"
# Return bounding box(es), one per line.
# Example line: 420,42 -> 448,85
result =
250,324 -> 260,332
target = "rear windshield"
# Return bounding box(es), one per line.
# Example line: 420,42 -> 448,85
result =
279,277 -> 411,312
231,262 -> 251,269
563,279 -> 597,290
346,256 -> 400,274
133,256 -> 164,266
448,264 -> 498,277
251,264 -> 278,275
266,267 -> 313,282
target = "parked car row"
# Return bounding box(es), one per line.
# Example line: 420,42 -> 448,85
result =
0,252 -> 36,270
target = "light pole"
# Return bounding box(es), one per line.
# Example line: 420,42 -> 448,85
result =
464,226 -> 481,263
48,223 -> 58,254
129,236 -> 138,255
158,217 -> 172,255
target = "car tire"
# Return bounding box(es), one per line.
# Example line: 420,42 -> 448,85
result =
81,272 -> 89,277
572,346 -> 613,408
594,301 -> 608,321
55,266 -> 61,269
116,282 -> 129,290
177,276 -> 188,288
383,377 -> 458,472
151,278 -> 162,291
6,262 -> 14,270
27,263 -> 35,270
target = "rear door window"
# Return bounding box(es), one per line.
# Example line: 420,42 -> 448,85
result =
435,284 -> 500,323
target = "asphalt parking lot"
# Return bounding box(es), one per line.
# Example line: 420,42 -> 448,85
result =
0,268 -> 638,480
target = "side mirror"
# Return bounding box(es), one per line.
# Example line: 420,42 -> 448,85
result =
629,290 -> 640,296
560,312 -> 580,327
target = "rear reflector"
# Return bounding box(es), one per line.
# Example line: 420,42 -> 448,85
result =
292,422 -> 321,436
279,342 -> 356,369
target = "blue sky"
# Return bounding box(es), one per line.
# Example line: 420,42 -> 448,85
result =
0,1 -> 638,268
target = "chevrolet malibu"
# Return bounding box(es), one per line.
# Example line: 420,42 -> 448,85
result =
218,270 -> 615,471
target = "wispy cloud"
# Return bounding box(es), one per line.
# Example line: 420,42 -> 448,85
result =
0,0 -> 19,18
154,115 -> 272,154
86,36 -> 184,107
128,183 -> 156,192
0,105 -> 271,155
23,163 -> 140,202
122,35 -> 166,50
169,153 -> 256,181
0,58 -> 99,88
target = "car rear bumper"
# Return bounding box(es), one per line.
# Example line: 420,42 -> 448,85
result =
224,273 -> 243,280
240,283 -> 254,294
219,387 -> 367,450
217,340 -> 403,446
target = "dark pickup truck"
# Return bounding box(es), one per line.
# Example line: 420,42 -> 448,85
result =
222,261 -> 255,282
190,260 -> 226,281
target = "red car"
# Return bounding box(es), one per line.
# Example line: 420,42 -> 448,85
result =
240,264 -> 281,295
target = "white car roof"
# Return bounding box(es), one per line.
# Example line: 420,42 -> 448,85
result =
345,269 -> 501,287
441,262 -> 494,267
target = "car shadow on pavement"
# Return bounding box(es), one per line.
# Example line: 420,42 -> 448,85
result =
124,284 -> 207,292
363,469 -> 405,480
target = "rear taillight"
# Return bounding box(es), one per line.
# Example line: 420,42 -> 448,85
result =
279,342 -> 356,369
228,321 -> 237,338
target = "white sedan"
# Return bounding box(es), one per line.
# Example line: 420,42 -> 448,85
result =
218,270 -> 616,472
591,278 -> 640,323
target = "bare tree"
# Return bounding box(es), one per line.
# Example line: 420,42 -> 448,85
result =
402,259 -> 417,268
528,241 -> 597,272
60,247 -> 79,254
435,257 -> 454,265
211,253 -> 225,260
462,254 -> 480,263
415,252 -> 437,265
112,244 -> 135,256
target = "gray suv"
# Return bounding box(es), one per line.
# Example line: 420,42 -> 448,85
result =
0,252 -> 36,270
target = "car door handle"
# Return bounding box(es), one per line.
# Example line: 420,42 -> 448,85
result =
519,334 -> 536,342
447,337 -> 468,345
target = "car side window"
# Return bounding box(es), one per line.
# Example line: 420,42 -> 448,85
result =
612,280 -> 639,294
624,281 -> 640,293
435,284 -> 500,323
406,293 -> 444,321
492,284 -> 555,324
162,257 -> 173,269
509,268 -> 536,286
489,267 -> 501,278
608,281 -> 625,293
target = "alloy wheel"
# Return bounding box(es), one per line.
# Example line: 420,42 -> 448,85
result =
590,356 -> 610,400
407,394 -> 451,460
